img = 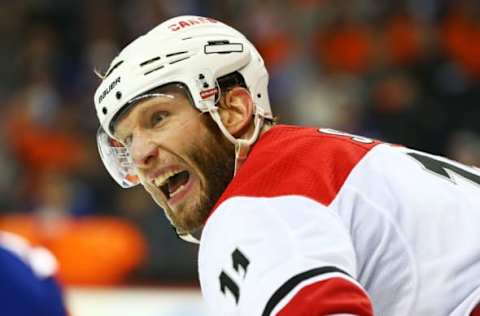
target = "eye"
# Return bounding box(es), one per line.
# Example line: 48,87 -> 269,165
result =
150,111 -> 168,127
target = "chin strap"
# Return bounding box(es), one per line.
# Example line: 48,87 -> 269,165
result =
178,231 -> 201,244
172,225 -> 202,244
208,107 -> 264,174
234,139 -> 250,174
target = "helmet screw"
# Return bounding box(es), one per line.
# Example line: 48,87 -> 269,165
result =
102,107 -> 107,114
257,93 -> 262,98
198,74 -> 205,80
116,91 -> 122,100
203,82 -> 209,88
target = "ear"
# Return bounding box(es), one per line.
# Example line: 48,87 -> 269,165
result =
218,87 -> 254,137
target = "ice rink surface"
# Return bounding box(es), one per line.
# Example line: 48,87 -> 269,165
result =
66,286 -> 208,316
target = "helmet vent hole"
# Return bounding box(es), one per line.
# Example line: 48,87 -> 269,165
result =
169,56 -> 190,65
257,93 -> 262,98
144,65 -> 165,76
116,91 -> 122,100
102,107 -> 107,115
104,60 -> 124,78
140,57 -> 160,67
208,40 -> 230,45
166,51 -> 188,58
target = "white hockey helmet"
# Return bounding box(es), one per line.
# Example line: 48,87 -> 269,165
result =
94,16 -> 272,189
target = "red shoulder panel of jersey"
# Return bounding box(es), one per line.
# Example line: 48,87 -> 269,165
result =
275,277 -> 373,316
471,304 -> 480,316
212,125 -> 381,214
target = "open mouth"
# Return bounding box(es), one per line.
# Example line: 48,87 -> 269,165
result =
156,170 -> 191,200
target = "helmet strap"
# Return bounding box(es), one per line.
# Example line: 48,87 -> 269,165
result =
208,107 -> 264,174
177,227 -> 202,244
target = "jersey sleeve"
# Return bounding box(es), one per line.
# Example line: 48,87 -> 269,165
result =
198,195 -> 373,316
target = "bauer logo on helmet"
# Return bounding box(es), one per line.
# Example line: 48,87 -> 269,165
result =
98,77 -> 121,104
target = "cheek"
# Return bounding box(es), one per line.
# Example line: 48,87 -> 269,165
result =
161,119 -> 207,148
177,122 -> 213,153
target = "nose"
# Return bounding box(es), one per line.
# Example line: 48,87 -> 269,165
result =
129,129 -> 158,168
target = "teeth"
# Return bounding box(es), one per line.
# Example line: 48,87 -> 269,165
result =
152,170 -> 181,187
170,184 -> 185,198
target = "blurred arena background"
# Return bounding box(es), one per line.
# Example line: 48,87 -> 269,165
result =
0,0 -> 479,315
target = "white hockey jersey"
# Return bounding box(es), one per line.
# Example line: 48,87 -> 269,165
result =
198,125 -> 480,316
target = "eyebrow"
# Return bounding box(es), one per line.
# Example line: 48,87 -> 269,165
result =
112,97 -> 174,137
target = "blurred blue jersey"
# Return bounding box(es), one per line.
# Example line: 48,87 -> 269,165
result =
0,232 -> 67,316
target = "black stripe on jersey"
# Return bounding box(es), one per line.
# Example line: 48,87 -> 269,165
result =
262,266 -> 351,316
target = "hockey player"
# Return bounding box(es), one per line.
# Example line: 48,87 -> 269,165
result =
0,231 -> 67,316
94,16 -> 480,315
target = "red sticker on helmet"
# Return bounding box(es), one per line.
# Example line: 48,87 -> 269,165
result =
200,87 -> 218,99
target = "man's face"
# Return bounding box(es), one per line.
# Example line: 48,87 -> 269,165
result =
113,85 -> 235,234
